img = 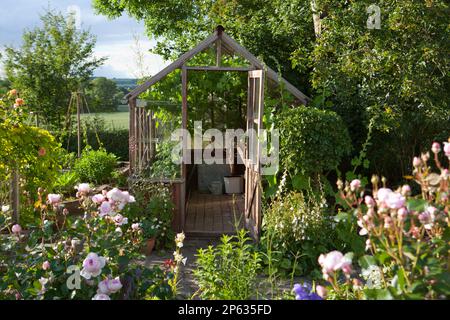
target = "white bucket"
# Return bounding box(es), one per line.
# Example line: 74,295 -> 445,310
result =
223,176 -> 243,194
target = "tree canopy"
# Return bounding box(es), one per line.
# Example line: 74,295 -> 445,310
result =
3,10 -> 106,128
93,0 -> 449,182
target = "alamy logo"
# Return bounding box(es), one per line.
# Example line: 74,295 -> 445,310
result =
169,121 -> 279,175
367,4 -> 381,30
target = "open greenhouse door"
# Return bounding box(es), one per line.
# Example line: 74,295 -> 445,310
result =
245,70 -> 264,240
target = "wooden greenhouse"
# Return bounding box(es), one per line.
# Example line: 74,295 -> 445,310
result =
126,26 -> 309,239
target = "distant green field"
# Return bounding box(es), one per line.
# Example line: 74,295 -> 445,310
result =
80,111 -> 129,130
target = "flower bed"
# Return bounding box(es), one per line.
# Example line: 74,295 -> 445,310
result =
0,183 -> 185,300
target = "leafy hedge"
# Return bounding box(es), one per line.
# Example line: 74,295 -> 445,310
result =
63,129 -> 129,161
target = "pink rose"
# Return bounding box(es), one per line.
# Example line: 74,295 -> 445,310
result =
113,214 -> 128,226
350,179 -> 361,192
376,188 -> 392,203
106,188 -> 124,202
99,201 -> 113,217
11,224 -> 22,234
42,261 -> 51,270
131,223 -> 140,231
444,142 -> 450,157
318,251 -> 343,274
92,194 -> 105,204
316,285 -> 327,299
92,293 -> 110,300
431,142 -> 441,154
75,183 -> 91,195
107,277 -> 122,293
398,207 -> 408,221
97,278 -> 121,295
47,194 -> 62,205
385,192 -> 405,209
364,195 -> 375,207
401,185 -> 411,196
81,252 -> 106,279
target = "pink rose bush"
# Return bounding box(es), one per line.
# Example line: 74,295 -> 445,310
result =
81,252 -> 107,279
318,141 -> 450,299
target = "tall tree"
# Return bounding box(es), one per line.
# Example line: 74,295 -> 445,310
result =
3,10 -> 106,128
86,77 -> 122,112
306,0 -> 450,178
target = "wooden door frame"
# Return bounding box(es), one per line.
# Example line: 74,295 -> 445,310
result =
244,69 -> 264,240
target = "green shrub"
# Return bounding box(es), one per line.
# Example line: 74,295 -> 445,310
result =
52,171 -> 79,196
276,106 -> 351,177
261,189 -> 333,276
193,230 -> 261,300
73,148 -> 117,184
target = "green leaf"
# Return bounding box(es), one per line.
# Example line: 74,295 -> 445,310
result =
363,288 -> 394,300
359,255 -> 377,269
406,199 -> 427,212
291,174 -> 309,191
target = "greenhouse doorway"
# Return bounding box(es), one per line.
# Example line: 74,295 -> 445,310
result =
126,26 -> 309,240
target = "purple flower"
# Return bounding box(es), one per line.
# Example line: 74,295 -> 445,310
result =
293,283 -> 322,300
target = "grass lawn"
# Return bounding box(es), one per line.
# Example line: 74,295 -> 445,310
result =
80,110 -> 129,130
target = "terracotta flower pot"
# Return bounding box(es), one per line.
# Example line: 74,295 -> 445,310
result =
143,237 -> 156,256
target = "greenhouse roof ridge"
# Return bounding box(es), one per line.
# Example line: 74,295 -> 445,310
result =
126,26 -> 310,104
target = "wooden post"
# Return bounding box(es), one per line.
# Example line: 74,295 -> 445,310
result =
11,168 -> 20,224
181,65 -> 188,230
76,92 -> 81,158
129,98 -> 137,173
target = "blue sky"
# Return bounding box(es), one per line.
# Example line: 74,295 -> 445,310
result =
0,0 -> 169,78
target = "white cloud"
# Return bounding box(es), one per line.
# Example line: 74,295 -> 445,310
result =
0,0 -> 171,79
94,38 -> 169,78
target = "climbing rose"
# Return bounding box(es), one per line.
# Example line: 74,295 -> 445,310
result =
11,224 -> 22,234
15,98 -> 24,106
81,252 -> 106,279
38,147 -> 46,157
